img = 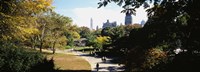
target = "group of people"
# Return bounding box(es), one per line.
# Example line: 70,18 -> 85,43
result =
101,56 -> 106,62
96,56 -> 107,71
96,56 -> 106,72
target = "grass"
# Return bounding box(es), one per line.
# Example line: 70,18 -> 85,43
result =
65,46 -> 73,49
73,47 -> 94,53
43,52 -> 91,71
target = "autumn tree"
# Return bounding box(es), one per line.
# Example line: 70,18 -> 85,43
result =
79,26 -> 91,38
0,0 -> 56,71
64,24 -> 81,47
93,36 -> 111,51
98,0 -> 200,71
0,0 -> 53,47
42,12 -> 70,54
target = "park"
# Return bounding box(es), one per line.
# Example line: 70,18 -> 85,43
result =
0,0 -> 200,72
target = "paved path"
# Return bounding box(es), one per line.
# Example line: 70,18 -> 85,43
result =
44,49 -> 124,72
67,49 -> 124,72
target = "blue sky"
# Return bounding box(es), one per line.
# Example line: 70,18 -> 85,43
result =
53,0 -> 148,28
52,0 -> 97,18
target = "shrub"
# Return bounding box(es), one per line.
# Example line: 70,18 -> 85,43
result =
142,48 -> 167,70
65,45 -> 72,49
0,45 -> 55,72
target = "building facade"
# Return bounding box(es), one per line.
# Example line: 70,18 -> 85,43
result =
90,18 -> 93,30
140,20 -> 146,27
125,12 -> 132,25
102,20 -> 117,29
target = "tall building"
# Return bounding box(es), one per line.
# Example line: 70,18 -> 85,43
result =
125,11 -> 132,25
90,18 -> 93,30
96,25 -> 99,30
102,20 -> 117,29
141,20 -> 146,27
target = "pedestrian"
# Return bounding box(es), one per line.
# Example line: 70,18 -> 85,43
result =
101,56 -> 106,62
103,56 -> 106,61
94,53 -> 98,57
96,63 -> 99,72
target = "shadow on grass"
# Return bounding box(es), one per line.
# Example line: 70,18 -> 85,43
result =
31,58 -> 55,72
42,51 -> 54,55
94,65 -> 125,72
74,47 -> 94,53
31,57 -> 92,72
56,70 -> 91,72
98,60 -> 117,64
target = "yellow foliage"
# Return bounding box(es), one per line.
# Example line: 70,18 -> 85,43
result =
36,0 -> 53,9
92,36 -> 111,49
72,32 -> 80,39
36,4 -> 43,9
57,36 -> 67,48
21,0 -> 53,14
142,48 -> 167,69
0,0 -> 53,43
95,36 -> 111,45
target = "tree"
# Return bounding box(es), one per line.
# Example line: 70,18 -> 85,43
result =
0,0 -> 53,46
0,0 -> 58,71
101,26 -> 125,42
44,12 -> 70,54
79,26 -> 91,38
98,0 -> 200,71
37,16 -> 49,52
93,36 -> 111,51
64,24 -> 81,47
36,12 -> 73,53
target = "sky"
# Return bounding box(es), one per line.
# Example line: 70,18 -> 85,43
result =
52,0 -> 148,28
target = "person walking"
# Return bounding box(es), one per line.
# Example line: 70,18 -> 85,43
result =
101,56 -> 106,62
96,63 -> 99,72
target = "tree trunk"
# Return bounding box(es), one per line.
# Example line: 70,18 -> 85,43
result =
39,23 -> 46,52
40,42 -> 43,52
52,41 -> 56,54
33,38 -> 36,50
33,40 -> 36,49
34,36 -> 38,50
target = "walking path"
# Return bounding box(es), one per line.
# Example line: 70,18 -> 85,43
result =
43,49 -> 124,72
67,49 -> 124,72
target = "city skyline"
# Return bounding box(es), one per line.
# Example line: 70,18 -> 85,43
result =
53,0 -> 148,28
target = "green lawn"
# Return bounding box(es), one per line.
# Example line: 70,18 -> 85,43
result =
43,52 -> 91,71
73,47 -> 94,53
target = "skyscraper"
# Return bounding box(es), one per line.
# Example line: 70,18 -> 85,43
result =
90,18 -> 93,30
96,25 -> 99,30
141,20 -> 146,27
125,11 -> 132,25
102,20 -> 117,29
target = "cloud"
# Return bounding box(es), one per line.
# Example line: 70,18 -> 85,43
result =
54,9 -> 75,19
133,7 -> 148,23
72,7 -> 148,28
72,7 -> 124,28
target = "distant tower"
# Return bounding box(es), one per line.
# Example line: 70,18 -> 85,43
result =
90,18 -> 93,30
96,26 -> 99,30
141,20 -> 146,27
125,11 -> 132,25
120,23 -> 123,26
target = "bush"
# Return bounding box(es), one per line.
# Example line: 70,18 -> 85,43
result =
65,45 -> 72,49
30,58 -> 55,72
0,45 -> 55,72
